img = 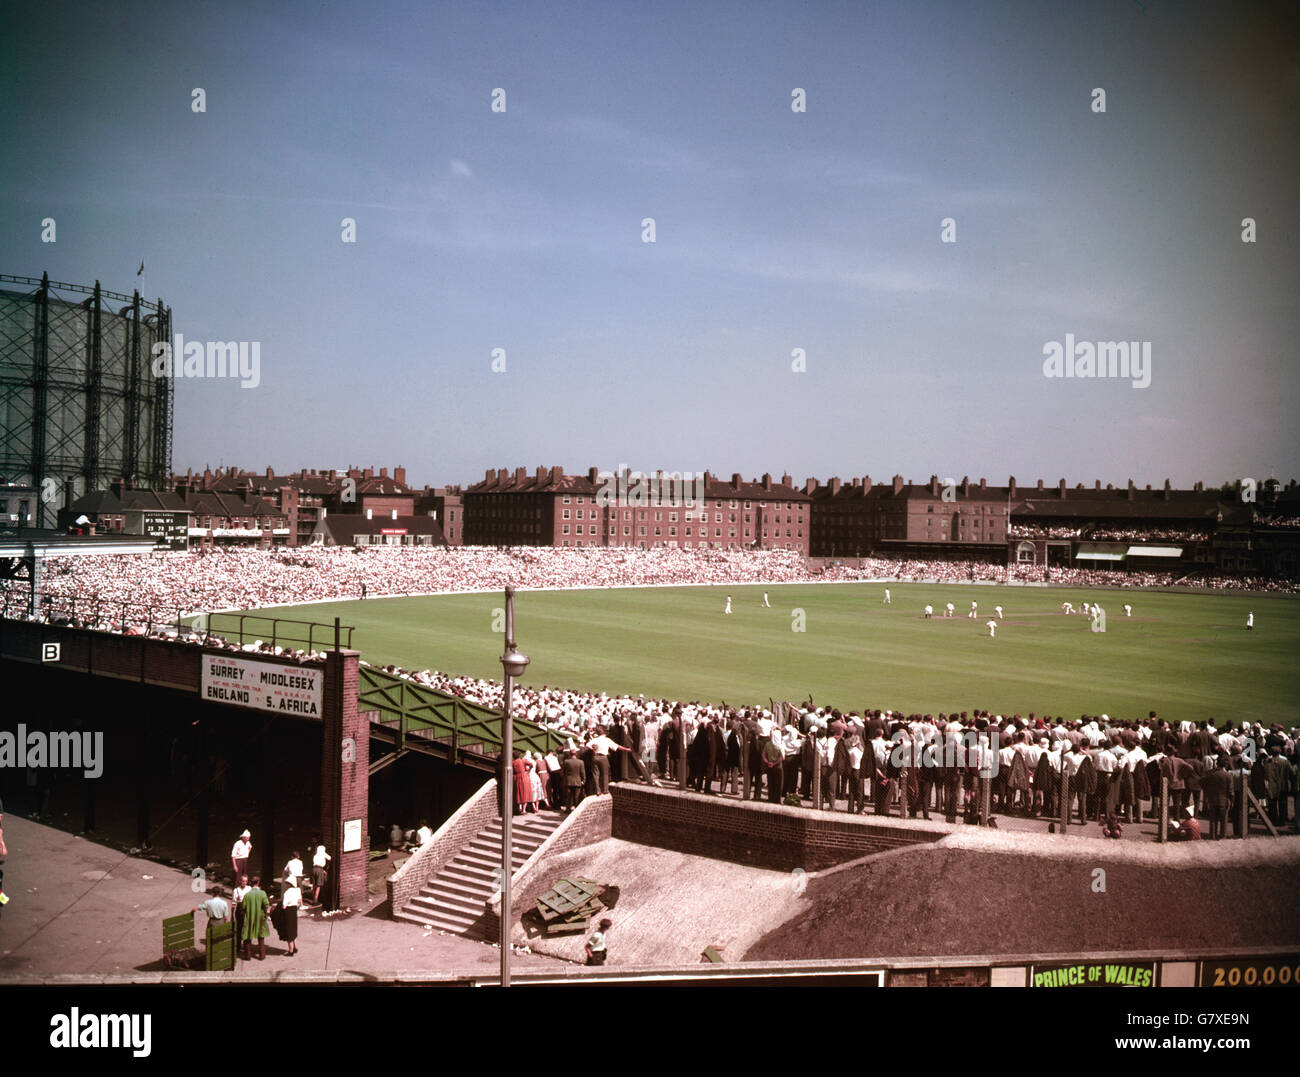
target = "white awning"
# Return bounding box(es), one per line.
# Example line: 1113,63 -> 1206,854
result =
1076,551 -> 1125,561
1125,545 -> 1183,558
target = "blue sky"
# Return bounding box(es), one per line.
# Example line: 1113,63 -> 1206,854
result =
2,0 -> 1296,489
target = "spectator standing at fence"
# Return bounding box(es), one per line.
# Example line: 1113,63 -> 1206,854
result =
561,751 -> 586,811
511,751 -> 533,814
1202,760 -> 1231,840
608,716 -> 632,784
588,728 -> 630,795
544,748 -> 563,803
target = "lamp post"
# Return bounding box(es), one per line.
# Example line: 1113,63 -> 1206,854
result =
499,585 -> 530,987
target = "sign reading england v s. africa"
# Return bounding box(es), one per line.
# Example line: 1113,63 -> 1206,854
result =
200,655 -> 322,716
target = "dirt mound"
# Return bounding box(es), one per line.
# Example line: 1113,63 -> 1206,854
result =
744,836 -> 1300,961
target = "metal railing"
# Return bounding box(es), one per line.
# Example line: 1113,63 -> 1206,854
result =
358,664 -> 562,765
0,587 -> 352,651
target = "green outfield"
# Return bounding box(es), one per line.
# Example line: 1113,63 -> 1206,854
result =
215,583 -> 1300,725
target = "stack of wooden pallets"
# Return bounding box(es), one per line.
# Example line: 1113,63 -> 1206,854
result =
533,877 -> 605,937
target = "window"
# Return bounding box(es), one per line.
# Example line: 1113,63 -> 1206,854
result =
562,509 -> 570,520
562,524 -> 570,534
562,496 -> 571,504
669,512 -> 677,522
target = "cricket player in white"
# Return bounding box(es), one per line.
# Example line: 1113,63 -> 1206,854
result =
762,592 -> 771,608
969,601 -> 978,619
924,604 -> 933,619
1247,612 -> 1253,630
883,589 -> 891,605
994,605 -> 1003,619
1123,604 -> 1132,617
724,595 -> 732,615
1062,602 -> 1074,615
986,619 -> 998,638
945,603 -> 955,618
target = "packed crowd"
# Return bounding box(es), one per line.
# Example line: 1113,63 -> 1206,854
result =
1008,524 -> 1210,543
23,545 -> 858,613
433,678 -> 1298,840
1086,527 -> 1210,543
5,546 -> 1297,632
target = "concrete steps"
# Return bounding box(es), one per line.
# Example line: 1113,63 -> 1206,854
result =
396,810 -> 563,938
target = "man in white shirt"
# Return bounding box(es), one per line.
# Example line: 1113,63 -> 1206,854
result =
587,729 -> 630,794
945,603 -> 955,618
883,589 -> 891,605
924,604 -> 933,619
762,592 -> 771,607
231,830 -> 251,884
994,605 -> 1003,619
1123,604 -> 1132,617
724,595 -> 732,615
985,619 -> 998,638
969,601 -> 978,619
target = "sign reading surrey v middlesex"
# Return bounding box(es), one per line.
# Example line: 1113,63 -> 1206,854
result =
200,655 -> 322,716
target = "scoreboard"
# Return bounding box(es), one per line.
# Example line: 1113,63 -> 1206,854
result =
140,511 -> 189,551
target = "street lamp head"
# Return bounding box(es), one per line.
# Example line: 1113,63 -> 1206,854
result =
501,648 -> 530,678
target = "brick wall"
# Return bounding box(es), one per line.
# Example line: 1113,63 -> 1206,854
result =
387,778 -> 500,915
610,785 -> 945,871
485,793 -> 613,938
321,649 -> 367,907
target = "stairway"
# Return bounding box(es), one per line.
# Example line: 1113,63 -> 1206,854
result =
397,810 -> 564,938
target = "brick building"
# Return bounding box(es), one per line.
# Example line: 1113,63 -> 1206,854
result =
463,466 -> 810,552
414,487 -> 463,546
809,474 -> 1012,559
174,466 -> 417,546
